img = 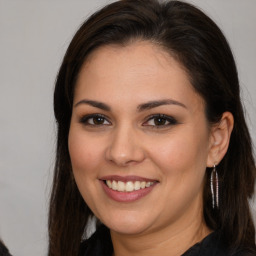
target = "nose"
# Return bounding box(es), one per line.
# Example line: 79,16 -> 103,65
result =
105,124 -> 145,166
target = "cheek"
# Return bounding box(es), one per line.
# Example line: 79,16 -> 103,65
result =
148,129 -> 209,215
68,128 -> 103,178
148,128 -> 209,179
68,128 -> 105,213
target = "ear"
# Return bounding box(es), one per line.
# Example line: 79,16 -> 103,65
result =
207,112 -> 234,167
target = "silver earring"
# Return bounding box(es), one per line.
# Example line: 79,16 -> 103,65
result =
210,164 -> 219,209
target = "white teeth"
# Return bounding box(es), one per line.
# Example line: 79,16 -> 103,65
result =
140,181 -> 146,189
106,180 -> 112,189
117,181 -> 125,192
112,180 -> 118,190
146,182 -> 151,188
105,180 -> 155,192
134,181 -> 141,190
126,181 -> 134,192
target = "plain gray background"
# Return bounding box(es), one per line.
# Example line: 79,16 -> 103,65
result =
0,0 -> 255,255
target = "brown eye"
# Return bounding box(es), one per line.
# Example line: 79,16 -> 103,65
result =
92,116 -> 105,125
80,114 -> 111,126
143,114 -> 178,128
153,117 -> 168,126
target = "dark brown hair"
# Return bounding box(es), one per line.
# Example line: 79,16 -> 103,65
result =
0,239 -> 11,256
49,0 -> 256,255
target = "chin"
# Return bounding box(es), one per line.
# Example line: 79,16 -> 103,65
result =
110,224 -> 148,235
102,213 -> 153,235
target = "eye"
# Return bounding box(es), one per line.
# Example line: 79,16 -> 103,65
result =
143,114 -> 177,127
79,114 -> 111,126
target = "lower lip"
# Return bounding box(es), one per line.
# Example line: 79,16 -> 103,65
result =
101,181 -> 157,202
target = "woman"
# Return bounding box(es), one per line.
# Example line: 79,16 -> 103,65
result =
48,0 -> 256,255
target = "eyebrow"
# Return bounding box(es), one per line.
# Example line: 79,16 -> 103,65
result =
137,99 -> 187,111
74,98 -> 186,112
74,99 -> 111,111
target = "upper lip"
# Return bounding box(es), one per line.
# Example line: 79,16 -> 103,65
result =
100,175 -> 158,183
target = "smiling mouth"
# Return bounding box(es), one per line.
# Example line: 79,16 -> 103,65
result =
104,180 -> 156,192
100,176 -> 158,202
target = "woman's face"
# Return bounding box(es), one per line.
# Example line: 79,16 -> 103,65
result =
69,41 -> 213,236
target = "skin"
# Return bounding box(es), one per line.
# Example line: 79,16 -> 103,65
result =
68,41 -> 234,256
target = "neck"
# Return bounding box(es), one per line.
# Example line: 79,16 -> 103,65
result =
110,209 -> 211,256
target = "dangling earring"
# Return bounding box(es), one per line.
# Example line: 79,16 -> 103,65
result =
210,164 -> 219,209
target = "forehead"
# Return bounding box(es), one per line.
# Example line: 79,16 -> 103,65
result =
82,41 -> 186,81
75,41 -> 204,112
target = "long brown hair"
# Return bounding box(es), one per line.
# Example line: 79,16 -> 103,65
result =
49,0 -> 256,255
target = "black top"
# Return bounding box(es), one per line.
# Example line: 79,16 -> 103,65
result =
79,225 -> 255,256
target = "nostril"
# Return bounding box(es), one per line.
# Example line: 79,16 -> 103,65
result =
105,145 -> 146,167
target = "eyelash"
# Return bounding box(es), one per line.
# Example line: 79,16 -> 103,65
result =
79,114 -> 111,126
79,114 -> 178,128
143,114 -> 178,128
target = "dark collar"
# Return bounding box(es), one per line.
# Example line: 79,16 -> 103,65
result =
79,225 -> 113,256
79,225 -> 251,256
